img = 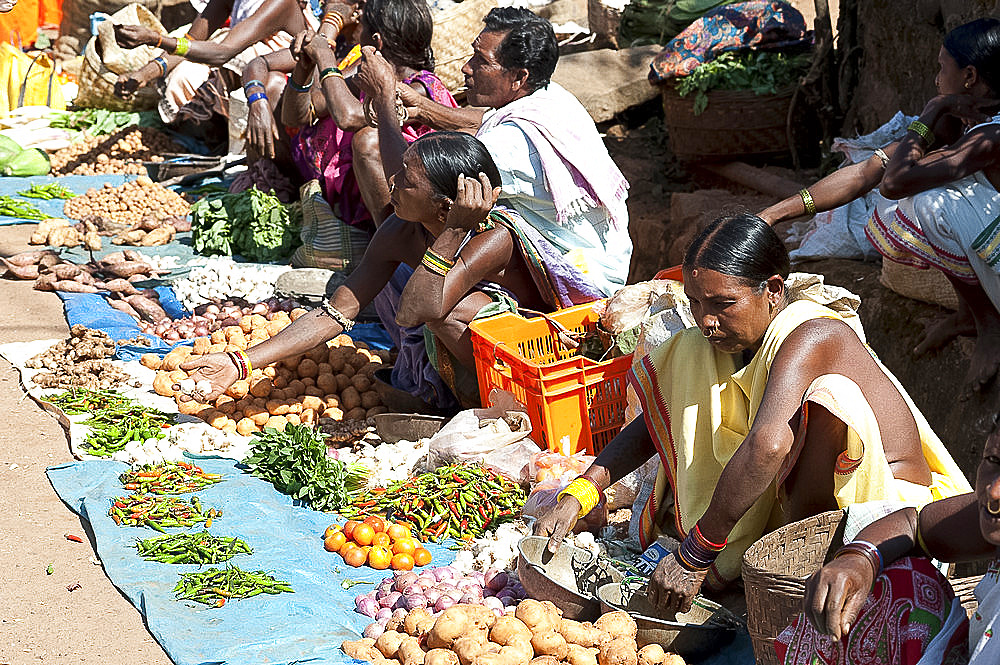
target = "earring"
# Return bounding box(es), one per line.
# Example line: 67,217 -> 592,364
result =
966,82 -> 972,89
702,326 -> 717,338
989,498 -> 1000,515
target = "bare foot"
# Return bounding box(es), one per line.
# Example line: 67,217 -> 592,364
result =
913,311 -> 976,355
966,329 -> 1000,391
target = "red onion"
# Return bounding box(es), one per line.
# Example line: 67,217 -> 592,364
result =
499,595 -> 516,607
434,596 -> 457,612
363,622 -> 385,640
205,304 -> 220,315
391,608 -> 407,620
394,572 -> 418,592
485,570 -> 508,592
404,594 -> 428,610
375,607 -> 392,622
482,596 -> 505,613
432,567 -> 455,582
423,588 -> 442,605
356,596 -> 379,618
379,591 -> 401,609
460,592 -> 482,604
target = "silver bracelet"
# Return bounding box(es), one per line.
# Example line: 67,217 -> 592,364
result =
873,148 -> 890,169
320,301 -> 355,331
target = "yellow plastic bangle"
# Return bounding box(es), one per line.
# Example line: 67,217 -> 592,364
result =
799,188 -> 816,215
908,120 -> 935,146
173,36 -> 191,57
558,478 -> 600,519
915,513 -> 930,556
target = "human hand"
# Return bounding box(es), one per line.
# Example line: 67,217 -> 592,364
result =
114,24 -> 158,49
532,494 -> 581,554
646,553 -> 709,616
397,82 -> 423,121
802,554 -> 874,640
0,0 -> 18,13
114,69 -> 153,99
445,172 -> 499,231
177,353 -> 238,402
924,94 -> 1000,128
357,46 -> 397,100
291,29 -> 317,64
247,97 -> 280,159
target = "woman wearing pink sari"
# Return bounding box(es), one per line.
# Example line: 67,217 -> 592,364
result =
283,0 -> 457,234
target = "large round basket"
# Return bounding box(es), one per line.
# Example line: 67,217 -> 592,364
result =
741,510 -> 846,665
430,0 -> 498,91
660,83 -> 797,162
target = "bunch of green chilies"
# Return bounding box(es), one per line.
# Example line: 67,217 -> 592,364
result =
109,493 -> 221,531
341,463 -> 526,542
136,531 -> 252,564
81,403 -> 173,456
0,195 -> 48,220
44,388 -> 132,414
18,183 -> 76,199
119,462 -> 223,494
174,565 -> 293,607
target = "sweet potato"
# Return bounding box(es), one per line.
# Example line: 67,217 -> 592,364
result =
139,225 -> 175,246
52,280 -> 98,293
126,295 -> 168,323
102,278 -> 139,295
102,261 -> 153,278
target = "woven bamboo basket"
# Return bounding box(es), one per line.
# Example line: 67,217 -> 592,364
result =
661,83 -> 797,162
431,0 -> 498,91
879,259 -> 960,311
742,510 -> 847,665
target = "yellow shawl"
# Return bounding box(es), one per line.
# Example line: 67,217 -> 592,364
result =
629,299 -> 970,588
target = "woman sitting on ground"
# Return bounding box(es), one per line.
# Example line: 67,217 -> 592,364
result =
533,213 -> 970,615
179,132 -> 603,407
112,0 -> 333,125
778,421 -> 1000,665
281,0 -> 457,234
759,17 -> 1000,390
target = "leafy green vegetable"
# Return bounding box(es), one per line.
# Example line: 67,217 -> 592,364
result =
191,187 -> 301,262
675,50 -> 811,115
48,108 -> 161,135
242,423 -> 368,512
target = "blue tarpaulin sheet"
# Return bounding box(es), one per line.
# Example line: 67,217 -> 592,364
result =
57,289 -> 394,361
47,457 -> 456,665
0,174 -> 132,223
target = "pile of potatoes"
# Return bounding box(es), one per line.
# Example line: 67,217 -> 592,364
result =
146,307 -> 388,436
344,601 -> 685,665
64,177 -> 191,227
50,127 -> 183,176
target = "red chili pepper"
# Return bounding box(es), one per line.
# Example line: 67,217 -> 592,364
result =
64,534 -> 83,543
478,505 -> 488,520
214,598 -> 226,608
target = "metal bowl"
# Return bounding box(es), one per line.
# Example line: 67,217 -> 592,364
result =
372,412 -> 447,443
517,536 -> 624,621
596,580 -> 741,661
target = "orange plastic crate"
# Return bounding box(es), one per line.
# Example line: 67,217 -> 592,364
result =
469,301 -> 632,456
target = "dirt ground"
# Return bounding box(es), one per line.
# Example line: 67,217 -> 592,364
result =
1,114 -> 998,664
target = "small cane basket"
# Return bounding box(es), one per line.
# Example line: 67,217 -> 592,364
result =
430,0 -> 498,91
741,509 -> 847,665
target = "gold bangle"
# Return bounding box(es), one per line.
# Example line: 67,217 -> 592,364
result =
558,477 -> 601,519
799,188 -> 816,214
908,120 -> 935,146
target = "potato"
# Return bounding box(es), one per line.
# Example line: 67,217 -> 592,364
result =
453,637 -> 490,665
214,395 -> 236,414
317,362 -> 332,376
286,379 -> 306,396
208,343 -> 227,354
375,631 -> 407,659
361,391 -> 381,409
265,415 -> 288,430
226,380 -> 250,399
162,347 -> 192,371
404,608 -> 433,637
323,406 -> 344,420
345,407 -> 367,421
352,375 -> 372,392
559,621 -> 604,648
210,330 -> 227,345
566,645 -> 599,665
249,314 -> 268,329
662,655 -> 685,665
490,616 -> 532,646
301,395 -> 324,412
223,325 -> 242,341
515,600 -> 560,635
303,386 -> 321,397
300,377 -> 315,388
266,399 -> 290,416
297,358 -> 319,379
531,658 -> 561,665
426,649 -> 460,665
140,353 -> 163,370
239,317 -> 253,333
249,376 -> 272,398
287,401 -> 303,414
316,374 -> 338,394
285,413 -> 302,426
236,418 -> 257,436
397,636 -> 425,665
341,362 -> 356,378
531,632 -> 568,660
265,321 -> 285,337
290,307 -> 308,321
168,369 -> 188,383
206,410 -> 230,429
262,366 -> 277,378
306,344 -> 327,364
636,645 -> 665,665
152,372 -> 176,397
192,337 -> 211,355
342,638 -> 379,662
598,639 -> 637,665
335,334 -> 354,347
272,375 -> 288,389
594,613 -> 636,641
229,332 -> 247,349
178,399 -> 212,417
335,374 -> 352,393
224,344 -> 242,353
340,386 -> 361,411
300,408 -> 316,424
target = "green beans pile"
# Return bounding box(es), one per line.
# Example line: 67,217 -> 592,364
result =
81,402 -> 173,457
43,387 -> 133,415
341,462 -> 526,542
109,493 -> 221,531
0,195 -> 49,220
174,565 -> 293,607
18,183 -> 77,199
119,462 -> 223,494
136,531 -> 252,564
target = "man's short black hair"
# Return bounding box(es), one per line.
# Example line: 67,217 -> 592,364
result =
482,7 -> 558,92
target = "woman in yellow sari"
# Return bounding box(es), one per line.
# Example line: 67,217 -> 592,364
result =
534,213 -> 970,615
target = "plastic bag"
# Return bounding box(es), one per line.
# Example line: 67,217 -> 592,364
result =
0,42 -> 66,116
426,389 -> 541,483
290,179 -> 372,272
522,479 -> 608,533
529,449 -> 594,484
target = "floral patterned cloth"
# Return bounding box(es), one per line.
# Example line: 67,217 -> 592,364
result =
773,556 -> 970,665
289,70 -> 457,231
649,0 -> 809,83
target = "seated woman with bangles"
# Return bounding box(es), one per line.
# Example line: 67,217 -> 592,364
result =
777,422 -> 1000,665
277,0 -> 458,233
111,0 -> 337,127
177,131 -> 603,411
758,17 -> 1000,391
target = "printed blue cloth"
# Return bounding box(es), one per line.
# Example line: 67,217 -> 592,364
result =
649,0 -> 809,83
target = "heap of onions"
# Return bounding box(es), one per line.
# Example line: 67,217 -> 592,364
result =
355,566 -> 527,639
138,297 -> 301,342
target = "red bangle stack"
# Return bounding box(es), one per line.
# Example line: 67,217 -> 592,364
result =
227,350 -> 251,381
